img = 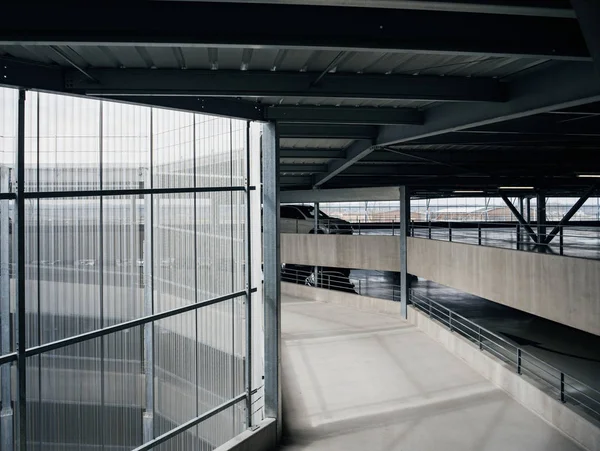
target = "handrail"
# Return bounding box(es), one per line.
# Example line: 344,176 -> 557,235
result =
409,290 -> 600,419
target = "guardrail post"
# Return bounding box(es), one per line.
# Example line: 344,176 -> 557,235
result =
517,349 -> 522,375
516,223 -> 520,250
478,223 -> 482,245
358,279 -> 362,295
560,373 -> 565,403
448,222 -> 452,242
428,221 -> 432,239
559,227 -> 564,255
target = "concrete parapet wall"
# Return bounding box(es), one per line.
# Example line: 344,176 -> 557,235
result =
408,305 -> 600,451
282,281 -> 403,316
406,238 -> 600,336
280,234 -> 600,336
281,233 -> 399,271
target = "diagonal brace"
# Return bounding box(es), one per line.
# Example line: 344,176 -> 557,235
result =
501,195 -> 539,244
544,185 -> 597,244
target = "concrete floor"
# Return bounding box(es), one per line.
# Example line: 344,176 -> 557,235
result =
280,293 -> 584,451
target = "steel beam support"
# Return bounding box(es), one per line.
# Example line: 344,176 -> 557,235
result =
0,3 -> 589,59
314,139 -> 372,187
280,149 -> 344,160
0,165 -> 13,451
280,164 -> 328,174
99,96 -> 265,121
70,69 -> 505,102
399,186 -> 409,319
0,56 -> 64,92
544,185 -> 597,244
266,106 -> 424,125
501,194 -> 540,244
183,0 -> 576,18
377,62 -> 600,147
310,62 -> 600,181
278,124 -> 376,140
571,0 -> 600,77
262,122 -> 282,441
389,132 -> 600,147
15,89 -> 26,451
537,191 -> 547,244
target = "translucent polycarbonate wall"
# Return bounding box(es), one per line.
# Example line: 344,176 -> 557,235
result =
0,87 -> 264,451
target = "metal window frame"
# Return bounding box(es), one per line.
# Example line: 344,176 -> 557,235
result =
0,91 -> 264,451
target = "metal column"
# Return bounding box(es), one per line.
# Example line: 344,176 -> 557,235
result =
526,197 -> 531,243
537,191 -> 546,245
262,122 -> 281,440
143,112 -> 155,443
0,166 -> 13,451
399,186 -> 409,319
314,202 -> 319,288
244,122 -> 253,428
517,197 -> 524,249
15,89 -> 26,451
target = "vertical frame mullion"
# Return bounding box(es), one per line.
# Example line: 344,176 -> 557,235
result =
15,88 -> 27,451
98,100 -> 106,451
244,122 -> 252,428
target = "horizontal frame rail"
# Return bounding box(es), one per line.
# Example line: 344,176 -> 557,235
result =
25,288 -> 257,357
23,185 -> 255,199
133,393 -> 247,451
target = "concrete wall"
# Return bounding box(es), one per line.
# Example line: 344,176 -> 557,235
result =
282,281 -> 403,316
280,234 -> 600,336
407,238 -> 600,337
281,233 -> 399,271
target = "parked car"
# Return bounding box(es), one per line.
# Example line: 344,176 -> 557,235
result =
280,205 -> 353,234
306,270 -> 357,294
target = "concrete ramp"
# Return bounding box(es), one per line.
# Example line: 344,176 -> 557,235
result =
280,292 -> 584,451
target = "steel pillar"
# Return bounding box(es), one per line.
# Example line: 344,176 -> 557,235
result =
262,122 -> 281,440
501,195 -> 539,244
314,202 -> 319,288
537,191 -> 547,244
399,186 -> 409,319
0,165 -> 13,451
244,123 -> 253,428
15,89 -> 26,451
517,197 -> 524,249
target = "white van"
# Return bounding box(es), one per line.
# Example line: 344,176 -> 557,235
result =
280,205 -> 353,234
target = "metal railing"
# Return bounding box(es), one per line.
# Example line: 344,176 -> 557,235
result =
281,267 -> 600,422
409,290 -> 600,421
410,221 -> 600,259
340,220 -> 600,260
